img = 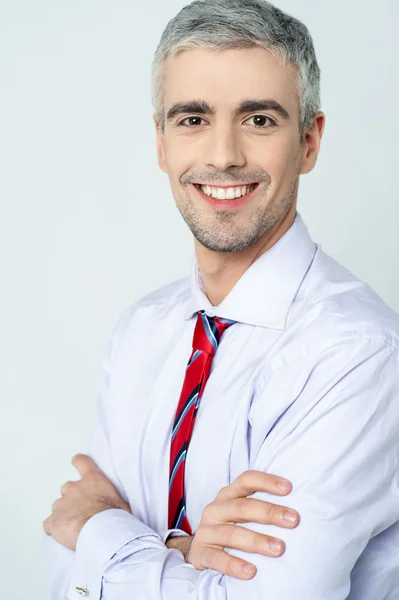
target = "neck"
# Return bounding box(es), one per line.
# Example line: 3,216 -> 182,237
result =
194,202 -> 297,307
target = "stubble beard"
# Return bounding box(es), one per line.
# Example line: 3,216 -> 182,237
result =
174,172 -> 298,253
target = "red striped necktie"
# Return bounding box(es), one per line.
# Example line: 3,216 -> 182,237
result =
168,310 -> 236,534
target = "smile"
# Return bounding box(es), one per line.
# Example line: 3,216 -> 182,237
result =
194,183 -> 258,200
191,183 -> 259,210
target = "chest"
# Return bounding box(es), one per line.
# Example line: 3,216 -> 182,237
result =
107,317 -> 282,534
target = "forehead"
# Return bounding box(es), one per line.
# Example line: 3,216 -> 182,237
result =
162,46 -> 299,119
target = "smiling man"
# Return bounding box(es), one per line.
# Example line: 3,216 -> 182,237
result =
44,1 -> 399,599
160,48 -> 303,266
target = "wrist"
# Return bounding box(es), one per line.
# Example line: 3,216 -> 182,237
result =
166,534 -> 193,561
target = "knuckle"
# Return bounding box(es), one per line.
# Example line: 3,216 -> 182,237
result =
268,503 -> 280,520
236,497 -> 252,520
192,524 -> 206,545
43,517 -> 51,534
223,524 -> 238,546
262,501 -> 272,520
51,498 -> 61,512
202,502 -> 215,522
237,470 -> 252,486
216,485 -> 229,499
235,470 -> 261,495
236,526 -> 258,552
249,529 -> 262,551
61,480 -> 74,494
264,502 -> 278,521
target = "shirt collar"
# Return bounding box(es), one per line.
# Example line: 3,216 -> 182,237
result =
183,211 -> 317,329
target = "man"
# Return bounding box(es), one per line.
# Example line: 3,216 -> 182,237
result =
43,0 -> 399,598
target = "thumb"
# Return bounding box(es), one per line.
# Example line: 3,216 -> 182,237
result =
72,453 -> 101,477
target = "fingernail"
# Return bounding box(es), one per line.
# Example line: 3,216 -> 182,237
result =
283,510 -> 297,523
277,480 -> 291,491
269,539 -> 284,553
242,564 -> 256,576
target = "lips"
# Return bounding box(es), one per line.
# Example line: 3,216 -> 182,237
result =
191,183 -> 259,210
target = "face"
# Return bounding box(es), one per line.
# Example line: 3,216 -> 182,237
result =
155,46 -> 323,253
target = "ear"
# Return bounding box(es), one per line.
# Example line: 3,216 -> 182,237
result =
153,114 -> 167,173
299,111 -> 326,175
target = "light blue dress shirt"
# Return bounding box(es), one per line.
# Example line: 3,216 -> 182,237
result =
44,212 -> 399,599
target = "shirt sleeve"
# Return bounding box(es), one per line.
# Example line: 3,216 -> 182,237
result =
64,337 -> 399,599
43,306 -> 138,600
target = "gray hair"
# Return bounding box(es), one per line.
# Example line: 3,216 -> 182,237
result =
151,0 -> 321,144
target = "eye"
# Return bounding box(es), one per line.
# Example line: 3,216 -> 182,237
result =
245,115 -> 276,129
177,114 -> 276,129
177,116 -> 206,127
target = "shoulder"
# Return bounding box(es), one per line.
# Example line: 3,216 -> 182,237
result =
133,276 -> 190,314
290,246 -> 399,354
106,275 -> 190,359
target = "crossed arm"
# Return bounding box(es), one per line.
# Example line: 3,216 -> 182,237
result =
44,337 -> 399,599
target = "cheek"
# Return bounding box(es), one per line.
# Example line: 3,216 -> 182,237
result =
165,140 -> 197,184
164,137 -> 182,167
269,136 -> 296,166
268,140 -> 300,181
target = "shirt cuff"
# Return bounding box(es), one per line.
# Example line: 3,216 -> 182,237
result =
78,508 -> 160,571
161,528 -> 191,544
69,508 -> 161,598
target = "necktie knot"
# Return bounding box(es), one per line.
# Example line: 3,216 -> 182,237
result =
192,310 -> 236,356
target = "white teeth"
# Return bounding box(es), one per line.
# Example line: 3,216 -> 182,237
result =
199,184 -> 256,199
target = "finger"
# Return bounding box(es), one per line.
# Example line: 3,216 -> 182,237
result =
199,523 -> 285,557
197,545 -> 257,580
60,481 -> 75,496
217,470 -> 292,500
71,453 -> 101,477
52,497 -> 62,512
43,516 -> 52,535
205,497 -> 299,528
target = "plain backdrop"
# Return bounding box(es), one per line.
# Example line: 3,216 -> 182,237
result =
1,0 -> 398,597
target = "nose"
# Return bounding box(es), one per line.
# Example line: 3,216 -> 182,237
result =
204,122 -> 246,172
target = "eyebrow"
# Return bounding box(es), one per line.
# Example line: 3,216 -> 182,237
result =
165,98 -> 291,123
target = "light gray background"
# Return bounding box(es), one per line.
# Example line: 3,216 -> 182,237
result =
1,1 -> 398,597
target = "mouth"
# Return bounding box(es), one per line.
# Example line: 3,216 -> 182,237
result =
191,182 -> 259,210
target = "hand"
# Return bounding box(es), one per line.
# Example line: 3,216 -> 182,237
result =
43,453 -> 131,551
186,470 -> 299,580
